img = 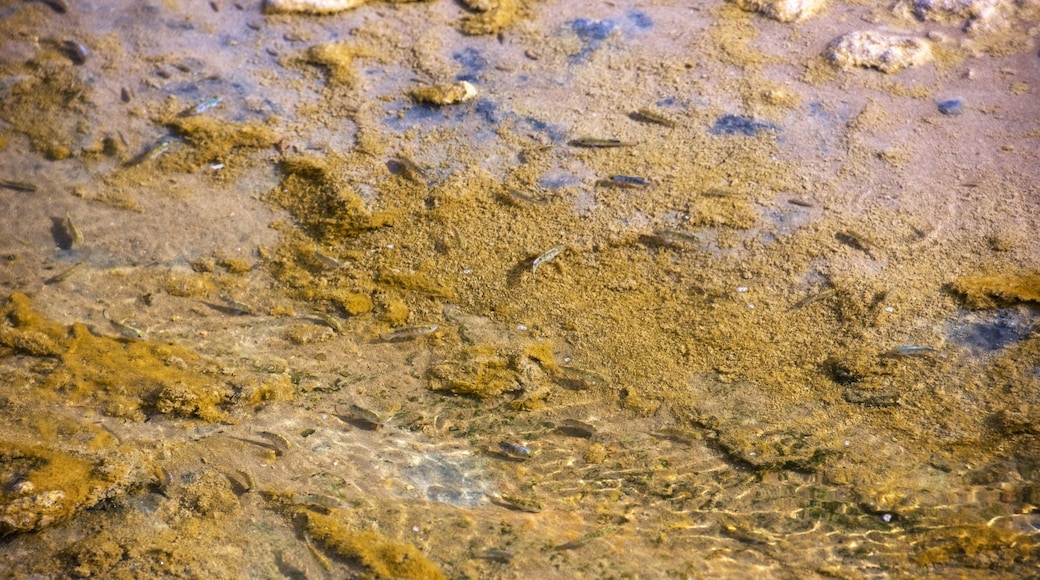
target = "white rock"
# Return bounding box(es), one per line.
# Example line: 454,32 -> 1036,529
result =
731,0 -> 827,22
828,30 -> 932,73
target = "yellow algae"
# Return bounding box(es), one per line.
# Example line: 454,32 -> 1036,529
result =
164,271 -> 217,298
304,510 -> 446,580
242,374 -> 297,405
383,298 -> 410,326
460,0 -> 523,36
339,292 -> 375,315
522,340 -> 558,374
284,322 -> 334,345
950,272 -> 1040,308
182,470 -> 241,518
686,194 -> 759,229
217,258 -> 252,274
305,43 -> 371,86
0,442 -> 130,535
0,65 -> 89,160
267,156 -> 398,243
428,344 -> 516,399
913,524 -> 1034,567
377,270 -> 456,300
164,116 -> 278,170
698,4 -> 779,68
1,293 -> 229,422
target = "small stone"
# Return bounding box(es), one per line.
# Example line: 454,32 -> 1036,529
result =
409,81 -> 479,106
937,97 -> 965,115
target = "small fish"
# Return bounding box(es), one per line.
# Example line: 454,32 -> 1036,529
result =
567,137 -> 636,148
835,230 -> 878,258
103,308 -> 147,339
336,403 -> 383,430
649,229 -> 699,247
490,493 -> 542,513
61,40 -> 88,65
379,325 -> 439,343
477,548 -> 513,563
28,0 -> 69,14
886,345 -> 939,357
228,435 -> 284,457
65,212 -> 84,245
497,441 -> 531,460
532,245 -> 564,280
313,247 -> 341,269
224,469 -> 255,494
552,526 -> 619,551
153,465 -> 173,496
788,288 -> 836,311
649,427 -> 702,445
44,261 -> 84,284
258,431 -> 290,452
316,312 -> 344,334
218,295 -> 256,315
596,175 -> 651,189
556,366 -> 609,391
557,418 -> 597,438
497,187 -> 549,206
178,96 -> 223,117
0,180 -> 37,192
292,493 -> 345,508
125,138 -> 172,167
391,155 -> 427,184
629,108 -> 677,128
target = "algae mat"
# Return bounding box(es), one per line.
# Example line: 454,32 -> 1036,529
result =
1,0 -> 1039,577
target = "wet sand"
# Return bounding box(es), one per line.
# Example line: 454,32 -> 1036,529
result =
1,0 -> 1039,577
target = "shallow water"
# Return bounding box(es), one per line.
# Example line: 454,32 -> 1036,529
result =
1,0 -> 1039,577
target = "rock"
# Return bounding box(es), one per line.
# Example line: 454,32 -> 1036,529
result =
409,81 -> 479,105
730,0 -> 827,22
264,0 -> 366,14
828,31 -> 932,73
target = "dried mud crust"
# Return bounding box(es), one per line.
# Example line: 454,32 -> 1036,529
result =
1,0 -> 1039,577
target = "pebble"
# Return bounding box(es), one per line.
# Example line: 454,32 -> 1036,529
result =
937,97 -> 965,116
